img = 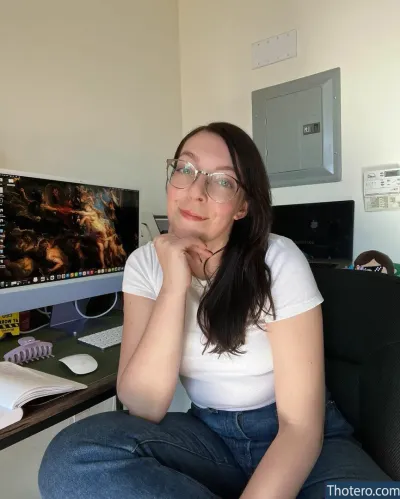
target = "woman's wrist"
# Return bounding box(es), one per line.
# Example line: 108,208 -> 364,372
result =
159,283 -> 189,298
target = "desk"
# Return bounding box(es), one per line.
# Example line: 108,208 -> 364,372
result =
0,310 -> 122,450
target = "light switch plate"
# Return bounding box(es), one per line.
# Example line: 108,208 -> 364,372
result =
251,29 -> 297,69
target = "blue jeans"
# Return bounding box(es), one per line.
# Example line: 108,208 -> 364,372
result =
38,398 -> 390,498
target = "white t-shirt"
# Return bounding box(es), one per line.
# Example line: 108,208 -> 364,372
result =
122,234 -> 323,411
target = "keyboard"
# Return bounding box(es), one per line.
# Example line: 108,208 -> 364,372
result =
78,326 -> 123,350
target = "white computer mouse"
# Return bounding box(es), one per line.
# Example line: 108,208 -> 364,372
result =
59,354 -> 98,375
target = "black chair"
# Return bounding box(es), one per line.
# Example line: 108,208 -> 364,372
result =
312,267 -> 400,480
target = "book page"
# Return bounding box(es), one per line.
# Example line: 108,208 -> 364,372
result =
0,362 -> 87,409
0,406 -> 23,430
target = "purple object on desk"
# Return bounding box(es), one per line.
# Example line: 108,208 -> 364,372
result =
3,336 -> 54,365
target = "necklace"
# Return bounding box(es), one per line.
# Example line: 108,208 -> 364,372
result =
193,276 -> 207,288
191,246 -> 223,290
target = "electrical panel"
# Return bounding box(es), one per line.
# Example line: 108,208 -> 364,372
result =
252,68 -> 342,188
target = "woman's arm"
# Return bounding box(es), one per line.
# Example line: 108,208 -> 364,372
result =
117,288 -> 187,423
117,234 -> 212,424
240,305 -> 325,499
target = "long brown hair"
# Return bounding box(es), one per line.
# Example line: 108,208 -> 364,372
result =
173,122 -> 275,355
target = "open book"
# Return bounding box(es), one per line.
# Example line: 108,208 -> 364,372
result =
0,361 -> 87,430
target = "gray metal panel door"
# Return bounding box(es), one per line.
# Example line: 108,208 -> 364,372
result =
296,86 -> 323,171
252,67 -> 341,188
265,86 -> 323,174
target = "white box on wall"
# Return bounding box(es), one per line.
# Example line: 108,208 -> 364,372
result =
251,29 -> 297,69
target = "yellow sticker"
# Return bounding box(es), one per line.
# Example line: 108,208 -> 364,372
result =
0,313 -> 20,339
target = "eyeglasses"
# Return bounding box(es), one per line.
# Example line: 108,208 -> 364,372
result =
166,159 -> 241,204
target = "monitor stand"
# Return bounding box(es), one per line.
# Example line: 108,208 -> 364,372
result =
50,301 -> 89,335
49,297 -> 121,337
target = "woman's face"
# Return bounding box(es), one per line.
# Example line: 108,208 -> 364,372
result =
167,131 -> 247,249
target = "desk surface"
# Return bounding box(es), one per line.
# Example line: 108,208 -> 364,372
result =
0,311 -> 122,450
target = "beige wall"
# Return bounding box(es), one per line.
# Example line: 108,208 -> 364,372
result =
0,0 -> 182,215
0,2 -> 181,497
179,0 -> 400,260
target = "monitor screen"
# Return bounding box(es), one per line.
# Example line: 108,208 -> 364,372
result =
271,200 -> 354,262
0,173 -> 139,289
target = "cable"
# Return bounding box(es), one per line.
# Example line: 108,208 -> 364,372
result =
20,322 -> 50,334
74,292 -> 118,319
37,307 -> 51,317
20,308 -> 51,334
141,222 -> 153,242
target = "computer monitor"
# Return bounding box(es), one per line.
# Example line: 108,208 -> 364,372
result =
154,215 -> 169,234
271,200 -> 355,267
140,212 -> 168,243
0,169 -> 139,330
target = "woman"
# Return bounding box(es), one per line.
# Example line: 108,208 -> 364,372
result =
39,123 -> 390,499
